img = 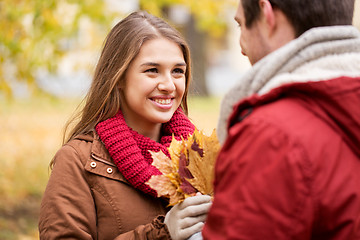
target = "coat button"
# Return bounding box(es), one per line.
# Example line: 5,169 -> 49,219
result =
90,162 -> 97,168
107,168 -> 113,174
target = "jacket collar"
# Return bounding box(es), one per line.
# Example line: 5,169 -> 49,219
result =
75,131 -> 116,167
217,26 -> 360,144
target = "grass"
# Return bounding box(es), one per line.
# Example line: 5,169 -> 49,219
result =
188,96 -> 221,134
0,95 -> 220,239
0,96 -> 80,240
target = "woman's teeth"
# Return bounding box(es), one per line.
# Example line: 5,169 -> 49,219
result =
154,98 -> 171,105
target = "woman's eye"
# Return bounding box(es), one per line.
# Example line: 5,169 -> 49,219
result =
145,68 -> 158,73
173,68 -> 185,74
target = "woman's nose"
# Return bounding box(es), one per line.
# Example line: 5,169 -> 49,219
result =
158,73 -> 176,92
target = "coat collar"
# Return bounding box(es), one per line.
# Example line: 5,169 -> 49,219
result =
217,26 -> 360,144
74,131 -> 116,167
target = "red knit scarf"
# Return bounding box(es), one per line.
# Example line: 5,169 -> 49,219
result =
95,109 -> 195,197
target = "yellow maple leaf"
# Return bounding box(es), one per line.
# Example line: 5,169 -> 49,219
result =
146,129 -> 220,206
149,150 -> 174,175
146,150 -> 183,200
186,129 -> 220,196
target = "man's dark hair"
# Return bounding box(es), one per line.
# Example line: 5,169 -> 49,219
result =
241,0 -> 355,37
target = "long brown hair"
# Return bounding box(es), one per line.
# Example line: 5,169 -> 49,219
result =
63,11 -> 192,144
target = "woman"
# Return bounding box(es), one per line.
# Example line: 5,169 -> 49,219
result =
39,11 -> 211,240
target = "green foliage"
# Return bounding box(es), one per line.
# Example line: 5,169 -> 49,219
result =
0,0 -> 115,98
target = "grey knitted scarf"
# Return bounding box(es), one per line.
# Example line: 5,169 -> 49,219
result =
217,26 -> 360,144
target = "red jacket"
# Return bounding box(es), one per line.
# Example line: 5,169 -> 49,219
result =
203,77 -> 360,239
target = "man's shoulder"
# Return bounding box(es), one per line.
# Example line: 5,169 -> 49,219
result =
227,94 -> 337,158
233,96 -> 314,133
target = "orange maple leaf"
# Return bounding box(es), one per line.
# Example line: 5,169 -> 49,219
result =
146,129 -> 220,205
146,149 -> 185,205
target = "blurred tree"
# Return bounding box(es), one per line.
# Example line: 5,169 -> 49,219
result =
0,0 -> 235,98
0,0 -> 115,98
140,0 -> 233,37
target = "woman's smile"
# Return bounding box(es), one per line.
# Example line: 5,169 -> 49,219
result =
150,96 -> 174,109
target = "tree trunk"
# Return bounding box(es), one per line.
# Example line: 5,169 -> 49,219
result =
185,16 -> 208,96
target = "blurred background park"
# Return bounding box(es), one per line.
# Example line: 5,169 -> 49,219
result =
0,0 -> 360,239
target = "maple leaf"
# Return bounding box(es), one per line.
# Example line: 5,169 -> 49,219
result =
147,175 -> 175,196
146,150 -> 178,191
186,129 -> 220,196
168,135 -> 184,172
149,150 -> 173,175
178,152 -> 197,195
146,129 -> 220,206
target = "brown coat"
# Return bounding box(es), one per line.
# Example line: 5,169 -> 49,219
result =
39,132 -> 171,240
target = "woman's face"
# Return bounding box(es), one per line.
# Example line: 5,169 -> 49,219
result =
121,37 -> 187,134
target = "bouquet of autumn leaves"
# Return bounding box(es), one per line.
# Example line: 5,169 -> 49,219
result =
146,129 -> 221,206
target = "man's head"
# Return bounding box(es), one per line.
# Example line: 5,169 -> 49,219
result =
235,0 -> 355,65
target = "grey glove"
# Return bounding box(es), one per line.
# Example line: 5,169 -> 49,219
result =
187,232 -> 203,240
164,194 -> 212,240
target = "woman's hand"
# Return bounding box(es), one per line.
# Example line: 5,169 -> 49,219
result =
164,193 -> 212,240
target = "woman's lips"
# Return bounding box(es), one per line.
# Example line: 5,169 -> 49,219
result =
150,97 -> 174,109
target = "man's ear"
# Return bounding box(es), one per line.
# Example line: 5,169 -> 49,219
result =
259,0 -> 276,36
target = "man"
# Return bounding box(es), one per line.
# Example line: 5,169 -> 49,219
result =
202,0 -> 360,239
